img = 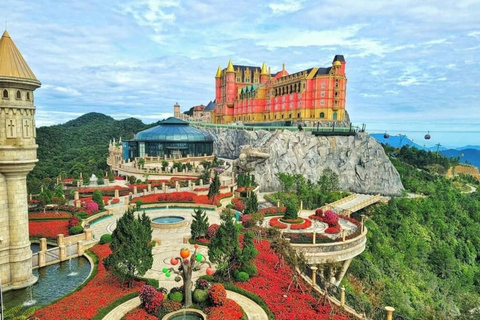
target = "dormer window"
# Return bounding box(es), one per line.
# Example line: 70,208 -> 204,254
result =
16,90 -> 21,99
2,89 -> 8,99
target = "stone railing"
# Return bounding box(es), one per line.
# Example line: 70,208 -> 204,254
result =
31,230 -> 96,269
139,202 -> 218,210
290,228 -> 367,264
343,195 -> 381,215
323,194 -> 356,209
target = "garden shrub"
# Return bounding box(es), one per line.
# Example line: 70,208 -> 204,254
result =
99,234 -> 112,244
168,291 -> 183,303
236,271 -> 250,282
196,278 -> 210,290
76,211 -> 88,219
193,289 -> 208,303
284,202 -> 298,220
207,224 -> 220,239
68,215 -> 81,229
208,283 -> 227,306
139,285 -> 164,314
69,225 -> 84,235
239,263 -> 257,276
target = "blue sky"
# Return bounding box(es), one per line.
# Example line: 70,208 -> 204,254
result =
1,0 -> 479,147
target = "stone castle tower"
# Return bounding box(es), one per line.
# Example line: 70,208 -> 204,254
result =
0,30 -> 41,291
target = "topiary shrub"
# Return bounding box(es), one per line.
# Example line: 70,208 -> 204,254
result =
239,263 -> 258,276
69,225 -> 84,235
284,202 -> 298,220
193,288 -> 208,303
208,283 -> 227,306
168,291 -> 183,303
236,271 -> 250,282
140,285 -> 164,314
99,234 -> 112,244
323,210 -> 339,225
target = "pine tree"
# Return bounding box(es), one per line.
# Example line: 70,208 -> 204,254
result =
208,172 -> 221,204
284,201 -> 298,220
244,192 -> 258,214
105,209 -> 154,287
191,208 -> 209,240
208,211 -> 240,280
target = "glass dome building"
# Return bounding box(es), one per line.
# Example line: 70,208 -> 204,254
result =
122,117 -> 214,160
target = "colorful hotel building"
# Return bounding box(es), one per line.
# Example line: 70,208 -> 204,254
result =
214,55 -> 347,124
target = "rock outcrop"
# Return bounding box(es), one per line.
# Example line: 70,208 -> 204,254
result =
203,128 -> 404,196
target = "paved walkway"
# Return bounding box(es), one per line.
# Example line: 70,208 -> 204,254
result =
227,290 -> 268,320
102,297 -> 141,320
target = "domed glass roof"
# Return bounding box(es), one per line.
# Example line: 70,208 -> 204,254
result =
133,117 -> 213,142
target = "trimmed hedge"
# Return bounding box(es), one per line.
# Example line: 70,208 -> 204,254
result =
99,234 -> 112,244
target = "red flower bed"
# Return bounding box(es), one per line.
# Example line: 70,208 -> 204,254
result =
269,217 -> 288,229
206,299 -> 243,320
325,224 -> 341,234
237,240 -> 327,319
232,198 -> 245,212
111,198 -> 120,204
290,218 -> 312,230
259,206 -> 286,215
115,176 -> 126,180
33,244 -> 144,320
132,192 -> 232,206
29,211 -> 72,219
123,308 -> 157,320
29,220 -> 69,238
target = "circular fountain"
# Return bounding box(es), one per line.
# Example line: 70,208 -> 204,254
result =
151,216 -> 187,229
162,309 -> 206,320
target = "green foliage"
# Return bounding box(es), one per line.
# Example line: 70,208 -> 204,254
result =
168,291 -> 184,302
135,200 -> 143,211
347,146 -> 480,319
69,225 -> 84,235
191,208 -> 209,240
28,113 -> 152,193
208,211 -> 241,280
239,263 -> 257,276
208,172 -> 221,204
128,175 -> 136,185
105,209 -> 154,287
76,211 -> 88,219
239,231 -> 258,266
235,271 -> 250,282
237,172 -> 255,188
274,171 -> 345,210
4,304 -> 36,320
283,201 -> 298,220
192,289 -> 208,303
92,189 -> 105,210
107,170 -> 114,182
99,234 -> 112,244
244,192 -> 258,214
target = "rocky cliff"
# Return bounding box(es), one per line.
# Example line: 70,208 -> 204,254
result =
203,128 -> 404,196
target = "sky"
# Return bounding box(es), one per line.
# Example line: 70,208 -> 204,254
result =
1,0 -> 479,148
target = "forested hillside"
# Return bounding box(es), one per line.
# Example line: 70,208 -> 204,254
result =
346,145 -> 480,319
28,113 -> 157,193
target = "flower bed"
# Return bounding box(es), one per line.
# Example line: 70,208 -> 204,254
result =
237,240 -> 334,319
258,206 -> 286,216
206,298 -> 243,320
123,308 -> 157,320
111,198 -> 120,204
269,217 -> 288,229
29,211 -> 72,219
290,218 -> 312,230
33,244 -> 144,320
132,191 -> 233,206
29,220 -> 69,238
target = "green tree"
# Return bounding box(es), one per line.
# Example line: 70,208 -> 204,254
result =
244,192 -> 258,214
239,231 -> 258,266
284,201 -> 298,220
105,209 -> 154,287
208,211 -> 240,280
97,169 -> 105,185
208,172 -> 221,204
92,189 -> 105,210
138,158 -> 145,168
190,208 -> 209,240
128,175 -> 136,185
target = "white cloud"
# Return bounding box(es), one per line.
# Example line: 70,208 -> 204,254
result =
268,0 -> 304,15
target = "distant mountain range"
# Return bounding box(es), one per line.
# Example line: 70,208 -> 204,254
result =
370,133 -> 480,169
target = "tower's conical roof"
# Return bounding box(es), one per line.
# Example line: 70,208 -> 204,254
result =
226,59 -> 234,72
261,62 -> 268,75
215,66 -> 222,77
0,30 -> 39,81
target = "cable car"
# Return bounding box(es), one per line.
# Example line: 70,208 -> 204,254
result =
424,131 -> 431,140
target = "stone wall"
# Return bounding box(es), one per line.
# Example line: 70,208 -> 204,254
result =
203,128 -> 404,196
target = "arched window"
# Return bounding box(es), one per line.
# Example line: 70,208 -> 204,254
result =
297,113 -> 301,118
16,90 -> 21,99
26,92 -> 30,100
2,89 -> 8,99
320,112 -> 325,119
